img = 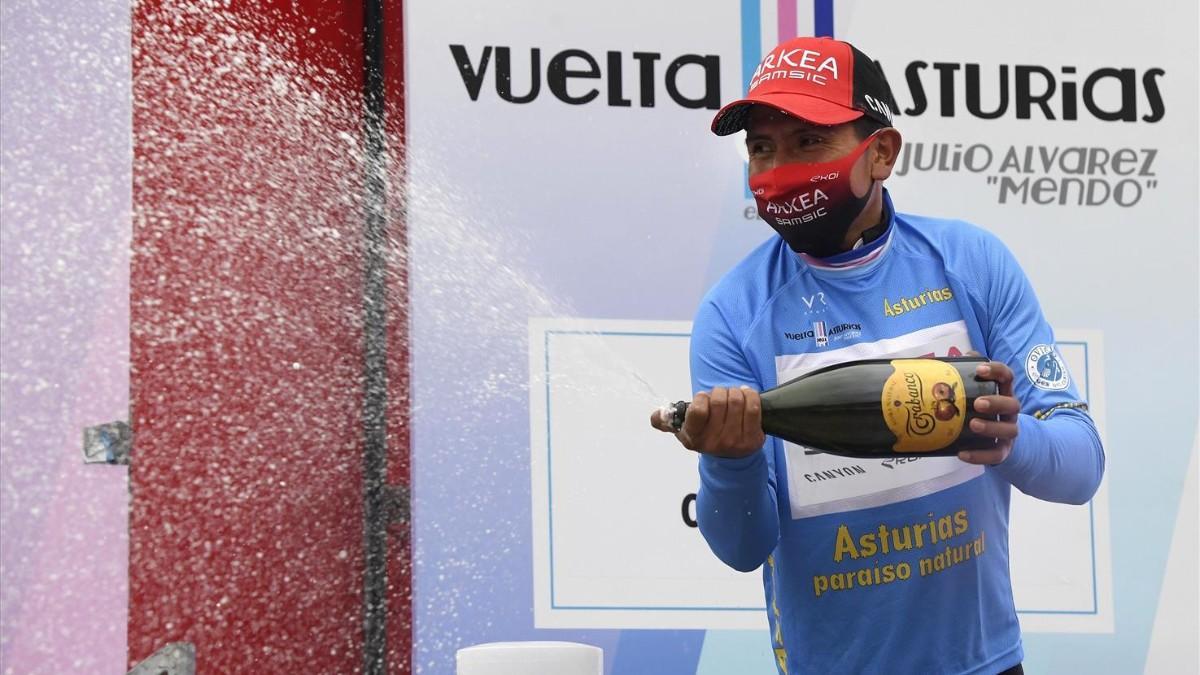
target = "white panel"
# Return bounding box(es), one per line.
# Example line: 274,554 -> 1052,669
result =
530,318 -> 767,629
1143,429 -> 1199,674
1010,332 -> 1114,632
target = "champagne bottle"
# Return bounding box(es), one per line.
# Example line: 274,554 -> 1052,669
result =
664,357 -> 1000,458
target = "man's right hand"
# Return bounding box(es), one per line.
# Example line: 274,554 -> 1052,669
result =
649,386 -> 766,459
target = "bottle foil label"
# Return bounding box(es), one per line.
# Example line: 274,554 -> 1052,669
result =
881,359 -> 967,452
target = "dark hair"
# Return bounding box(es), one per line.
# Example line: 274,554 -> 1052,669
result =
852,116 -> 888,141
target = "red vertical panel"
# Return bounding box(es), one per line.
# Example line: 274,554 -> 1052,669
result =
130,2 -> 374,671
382,1 -> 412,671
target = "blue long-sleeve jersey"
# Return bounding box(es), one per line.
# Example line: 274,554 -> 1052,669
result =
691,191 -> 1104,675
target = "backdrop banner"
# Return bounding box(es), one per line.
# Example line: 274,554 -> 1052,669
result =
406,1 -> 1198,673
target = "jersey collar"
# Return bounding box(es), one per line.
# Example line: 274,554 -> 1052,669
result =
796,188 -> 896,278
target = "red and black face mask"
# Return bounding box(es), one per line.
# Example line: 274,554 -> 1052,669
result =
750,133 -> 878,258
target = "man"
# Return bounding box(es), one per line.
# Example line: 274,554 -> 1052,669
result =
650,37 -> 1104,674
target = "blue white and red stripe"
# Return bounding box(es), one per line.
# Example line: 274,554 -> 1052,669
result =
813,320 -> 828,346
740,0 -> 836,95
796,189 -> 897,275
797,225 -> 893,273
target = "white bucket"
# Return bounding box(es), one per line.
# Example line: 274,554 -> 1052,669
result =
455,641 -> 603,675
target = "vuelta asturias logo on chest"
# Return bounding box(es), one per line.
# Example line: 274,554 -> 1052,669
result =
784,319 -> 862,347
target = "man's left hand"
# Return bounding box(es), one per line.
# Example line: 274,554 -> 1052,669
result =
958,360 -> 1021,465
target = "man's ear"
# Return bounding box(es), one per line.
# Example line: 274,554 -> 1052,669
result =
869,127 -> 903,181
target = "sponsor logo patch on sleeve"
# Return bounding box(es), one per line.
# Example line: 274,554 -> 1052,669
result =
1025,344 -> 1070,390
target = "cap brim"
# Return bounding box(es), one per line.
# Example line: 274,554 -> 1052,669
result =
711,92 -> 864,136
